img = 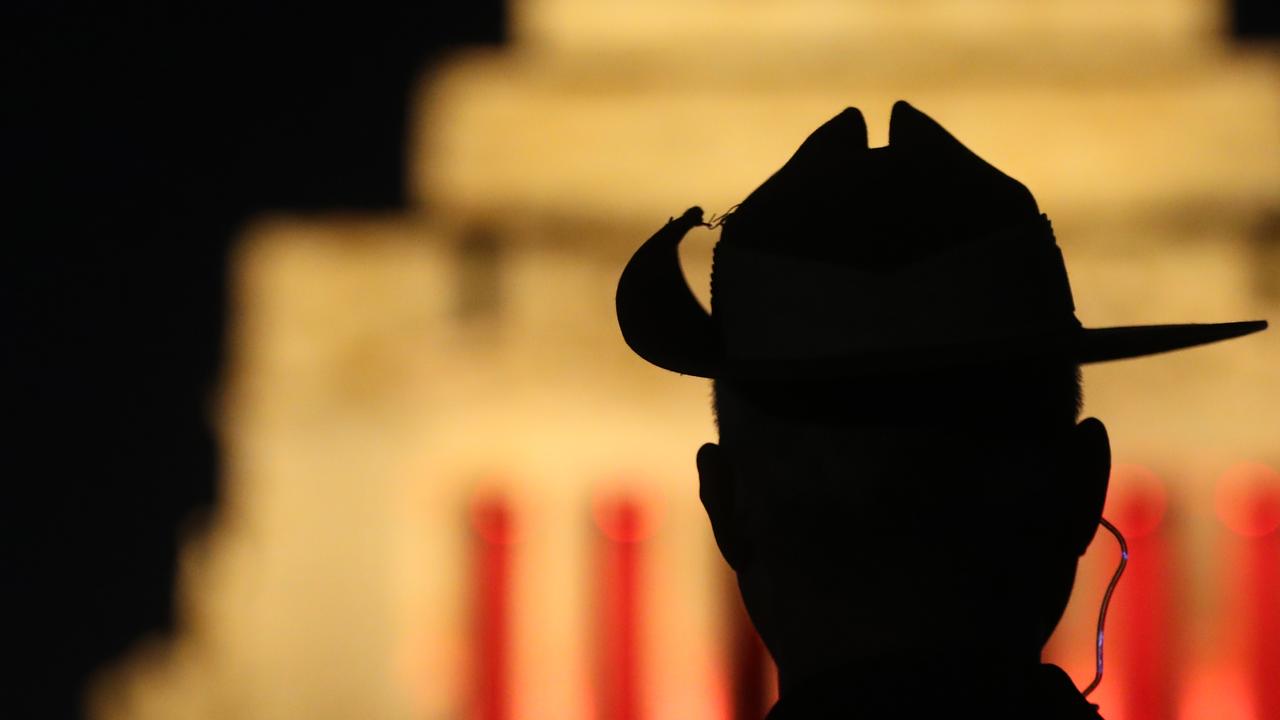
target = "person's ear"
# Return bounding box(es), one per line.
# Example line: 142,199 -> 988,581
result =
1064,417 -> 1111,556
697,442 -> 746,571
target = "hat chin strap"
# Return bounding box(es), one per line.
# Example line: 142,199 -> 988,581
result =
616,207 -> 721,377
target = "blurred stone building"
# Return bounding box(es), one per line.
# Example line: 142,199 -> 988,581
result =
95,1 -> 1279,719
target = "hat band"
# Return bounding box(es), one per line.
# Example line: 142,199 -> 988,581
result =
712,214 -> 1079,360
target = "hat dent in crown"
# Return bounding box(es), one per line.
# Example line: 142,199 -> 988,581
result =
615,102 -> 1268,380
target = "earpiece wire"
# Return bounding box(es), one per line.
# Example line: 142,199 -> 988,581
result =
1082,517 -> 1128,697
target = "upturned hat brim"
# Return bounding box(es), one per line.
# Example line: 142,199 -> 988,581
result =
615,207 -> 1269,380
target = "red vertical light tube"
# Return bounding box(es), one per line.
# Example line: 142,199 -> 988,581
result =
472,498 -> 513,720
1244,483 -> 1280,720
596,498 -> 645,720
1109,471 -> 1174,720
1215,461 -> 1280,720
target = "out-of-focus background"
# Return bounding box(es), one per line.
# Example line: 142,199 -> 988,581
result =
8,2 -> 1279,719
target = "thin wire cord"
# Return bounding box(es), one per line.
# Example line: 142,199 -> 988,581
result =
704,204 -> 740,229
1082,517 -> 1128,697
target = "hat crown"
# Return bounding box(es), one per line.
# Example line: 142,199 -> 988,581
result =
614,102 -> 1268,380
718,101 -> 1040,274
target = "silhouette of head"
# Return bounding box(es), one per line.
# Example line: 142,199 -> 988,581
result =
700,354 -> 1108,689
615,102 -> 1267,691
700,103 -> 1104,684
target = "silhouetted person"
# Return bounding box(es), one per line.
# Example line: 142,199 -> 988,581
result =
616,102 -> 1267,718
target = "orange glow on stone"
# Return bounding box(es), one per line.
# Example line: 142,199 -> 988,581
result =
1215,462 -> 1280,537
1105,463 -> 1167,538
1178,663 -> 1255,720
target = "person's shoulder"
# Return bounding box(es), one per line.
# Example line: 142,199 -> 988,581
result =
1031,664 -> 1106,720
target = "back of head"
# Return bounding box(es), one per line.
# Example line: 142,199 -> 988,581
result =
692,103 -> 1094,674
711,360 -> 1085,681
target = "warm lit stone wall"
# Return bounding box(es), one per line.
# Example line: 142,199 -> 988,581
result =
95,2 -> 1279,719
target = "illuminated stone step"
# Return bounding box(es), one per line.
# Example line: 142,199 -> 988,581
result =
512,0 -> 1221,53
414,58 -> 1280,225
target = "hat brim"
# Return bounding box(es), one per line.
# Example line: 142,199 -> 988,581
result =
615,208 -> 1269,380
1073,321 -> 1268,363
698,320 -> 1270,380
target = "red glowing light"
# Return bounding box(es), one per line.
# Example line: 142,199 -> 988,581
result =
470,495 -> 513,720
596,496 -> 646,720
1215,462 -> 1280,537
471,494 -> 518,545
1104,463 -> 1167,538
592,493 -> 661,543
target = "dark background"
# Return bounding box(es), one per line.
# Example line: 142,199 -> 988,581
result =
5,7 -> 504,717
3,2 -> 1275,718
